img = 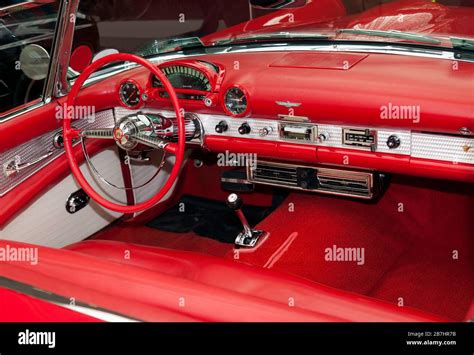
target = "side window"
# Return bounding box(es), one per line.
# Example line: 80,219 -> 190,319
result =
0,1 -> 60,115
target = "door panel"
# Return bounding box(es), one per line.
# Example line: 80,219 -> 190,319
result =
0,148 -> 125,247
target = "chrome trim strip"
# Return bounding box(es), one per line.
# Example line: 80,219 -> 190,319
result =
0,99 -> 44,123
147,109 -> 472,165
0,110 -> 115,196
412,132 -> 474,165
0,276 -> 140,322
46,0 -> 80,97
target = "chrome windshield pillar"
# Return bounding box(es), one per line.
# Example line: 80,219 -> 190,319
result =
44,0 -> 80,99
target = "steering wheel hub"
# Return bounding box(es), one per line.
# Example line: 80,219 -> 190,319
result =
113,117 -> 139,150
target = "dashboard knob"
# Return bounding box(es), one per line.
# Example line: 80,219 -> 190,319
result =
259,126 -> 273,137
238,123 -> 251,135
215,121 -> 228,134
386,135 -> 401,149
317,132 -> 330,143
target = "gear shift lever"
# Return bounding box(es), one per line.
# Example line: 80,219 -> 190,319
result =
226,193 -> 266,248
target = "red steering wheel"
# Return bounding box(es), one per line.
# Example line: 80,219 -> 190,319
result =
63,53 -> 186,213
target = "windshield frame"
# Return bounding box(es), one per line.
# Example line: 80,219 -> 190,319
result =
0,0 -> 67,123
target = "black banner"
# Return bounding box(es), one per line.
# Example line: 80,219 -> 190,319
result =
0,322 -> 472,353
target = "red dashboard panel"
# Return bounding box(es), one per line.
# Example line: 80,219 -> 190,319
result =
1,48 -> 473,228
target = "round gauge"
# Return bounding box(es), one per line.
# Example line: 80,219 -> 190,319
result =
119,81 -> 141,108
224,87 -> 248,116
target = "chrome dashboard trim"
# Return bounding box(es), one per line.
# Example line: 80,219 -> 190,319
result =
2,107 -> 471,197
115,109 -> 473,166
412,132 -> 474,165
200,115 -> 414,156
0,109 -> 115,196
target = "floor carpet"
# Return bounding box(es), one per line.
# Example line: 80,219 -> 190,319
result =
92,176 -> 474,320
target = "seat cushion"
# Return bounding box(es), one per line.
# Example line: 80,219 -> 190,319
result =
66,240 -> 447,322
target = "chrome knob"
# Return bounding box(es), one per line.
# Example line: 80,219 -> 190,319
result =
317,132 -> 330,143
259,126 -> 273,137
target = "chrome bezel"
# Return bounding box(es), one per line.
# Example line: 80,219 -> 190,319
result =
224,86 -> 249,117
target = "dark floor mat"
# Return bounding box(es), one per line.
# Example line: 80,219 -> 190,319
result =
146,194 -> 285,243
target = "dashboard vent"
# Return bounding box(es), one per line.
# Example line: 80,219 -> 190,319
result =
248,161 -> 378,199
252,162 -> 298,187
317,171 -> 371,197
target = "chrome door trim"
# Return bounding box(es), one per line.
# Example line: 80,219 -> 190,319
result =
0,99 -> 44,123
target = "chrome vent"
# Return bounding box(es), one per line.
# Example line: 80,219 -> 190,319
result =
248,161 -> 377,199
317,171 -> 371,197
251,162 -> 298,187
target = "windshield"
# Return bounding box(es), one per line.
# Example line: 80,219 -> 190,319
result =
71,0 -> 474,77
2,0 -> 473,96
0,0 -> 61,114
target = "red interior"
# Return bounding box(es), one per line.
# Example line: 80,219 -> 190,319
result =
0,0 -> 473,322
91,165 -> 474,321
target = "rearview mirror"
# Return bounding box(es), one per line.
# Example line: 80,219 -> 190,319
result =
19,44 -> 50,80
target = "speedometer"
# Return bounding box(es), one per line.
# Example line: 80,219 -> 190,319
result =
152,65 -> 211,92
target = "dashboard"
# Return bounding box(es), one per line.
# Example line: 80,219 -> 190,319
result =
112,51 -> 474,188
1,49 -> 472,226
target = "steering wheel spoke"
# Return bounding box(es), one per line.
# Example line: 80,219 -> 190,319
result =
80,128 -> 114,139
131,133 -> 170,150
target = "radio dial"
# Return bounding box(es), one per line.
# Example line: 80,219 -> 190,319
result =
386,135 -> 401,149
215,121 -> 228,134
238,123 -> 251,135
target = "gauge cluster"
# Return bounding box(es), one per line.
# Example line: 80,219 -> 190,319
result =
118,59 -> 251,118
151,65 -> 212,92
147,60 -> 222,105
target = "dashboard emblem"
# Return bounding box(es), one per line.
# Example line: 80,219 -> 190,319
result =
276,101 -> 302,108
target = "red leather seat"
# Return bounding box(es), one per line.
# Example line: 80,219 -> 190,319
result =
63,240 -> 447,322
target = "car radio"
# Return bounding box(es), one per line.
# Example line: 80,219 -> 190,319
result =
278,122 -> 318,142
342,128 -> 377,151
